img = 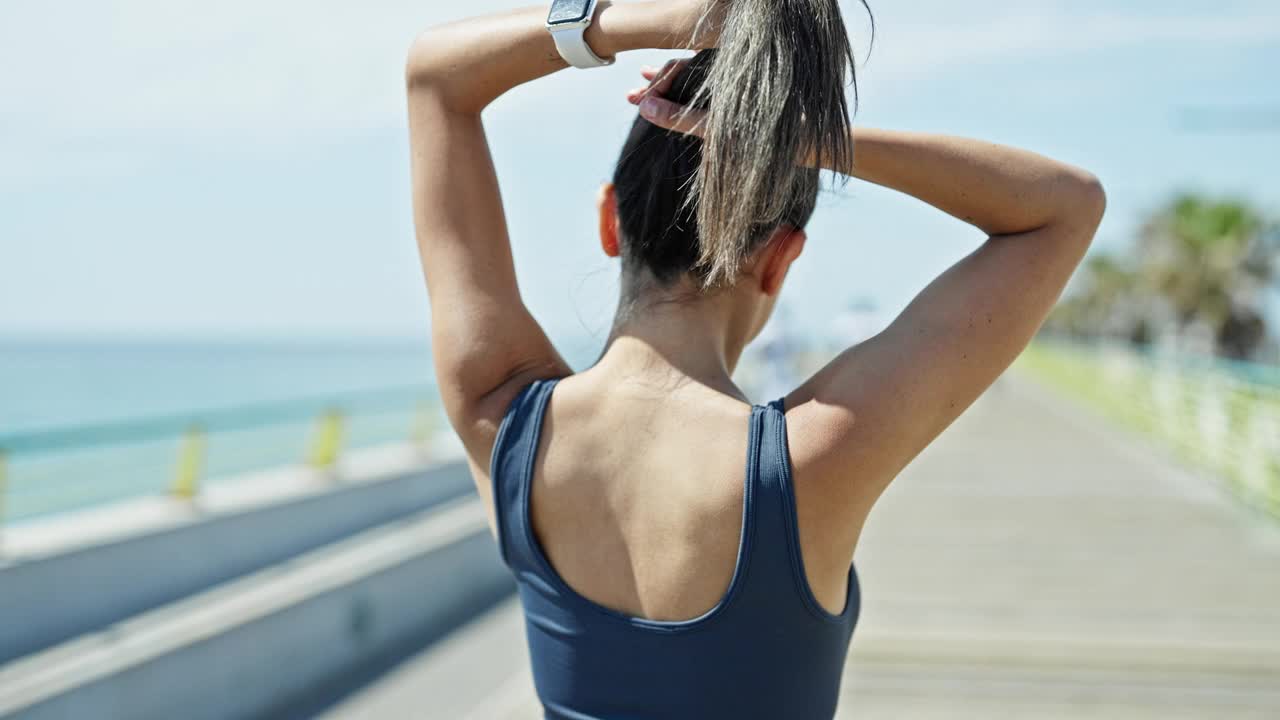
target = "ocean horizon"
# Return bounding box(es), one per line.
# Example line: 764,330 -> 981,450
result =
1,336 -> 435,433
0,327 -> 831,522
0,334 -> 622,433
0,334 -> 619,522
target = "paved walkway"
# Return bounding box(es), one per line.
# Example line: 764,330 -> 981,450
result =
324,373 -> 1280,719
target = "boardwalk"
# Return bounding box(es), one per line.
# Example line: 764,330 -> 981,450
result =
324,372 -> 1280,719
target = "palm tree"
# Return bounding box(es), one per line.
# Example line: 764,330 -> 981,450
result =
1135,196 -> 1277,359
1046,195 -> 1279,361
1047,255 -> 1138,341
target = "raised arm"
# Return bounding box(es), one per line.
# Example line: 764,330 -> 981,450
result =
794,128 -> 1105,517
637,86 -> 1105,502
634,55 -> 1104,567
404,3 -> 716,487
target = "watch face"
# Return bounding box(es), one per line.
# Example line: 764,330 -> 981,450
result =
548,0 -> 592,25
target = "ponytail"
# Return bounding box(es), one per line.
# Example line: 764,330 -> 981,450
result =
610,0 -> 868,292
688,0 -> 862,287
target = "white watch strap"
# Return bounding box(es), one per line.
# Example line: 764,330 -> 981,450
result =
551,25 -> 614,69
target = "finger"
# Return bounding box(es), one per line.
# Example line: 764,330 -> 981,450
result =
634,69 -> 681,108
639,96 -> 708,138
635,65 -> 679,103
641,60 -> 681,82
640,62 -> 672,84
635,58 -> 693,107
651,59 -> 689,96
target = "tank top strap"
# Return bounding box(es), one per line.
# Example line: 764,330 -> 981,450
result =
488,376 -> 561,572
738,396 -> 834,619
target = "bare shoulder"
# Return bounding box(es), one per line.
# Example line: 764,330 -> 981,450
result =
779,384 -> 876,612
778,333 -> 943,555
782,345 -> 890,514
780,383 -> 875,545
459,365 -> 573,541
466,365 -> 573,466
780,226 -> 1096,538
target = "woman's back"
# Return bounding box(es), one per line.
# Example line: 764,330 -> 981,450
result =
531,371 -> 757,622
406,0 -> 1104,716
491,375 -> 860,719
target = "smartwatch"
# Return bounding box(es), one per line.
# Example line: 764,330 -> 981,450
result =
546,0 -> 615,69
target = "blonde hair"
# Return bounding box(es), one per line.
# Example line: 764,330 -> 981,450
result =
610,0 -> 869,293
688,0 -> 864,287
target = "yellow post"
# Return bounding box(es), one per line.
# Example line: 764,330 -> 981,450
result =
411,401 -> 434,454
172,425 -> 206,501
309,409 -> 345,472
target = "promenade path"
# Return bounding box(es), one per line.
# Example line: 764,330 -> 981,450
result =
323,372 -> 1280,719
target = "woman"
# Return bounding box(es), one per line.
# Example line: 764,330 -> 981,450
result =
405,0 -> 1105,717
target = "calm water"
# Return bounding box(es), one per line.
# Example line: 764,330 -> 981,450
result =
0,339 -> 448,522
0,338 -> 439,433
0,337 -> 601,523
1,335 -> 610,429
0,334 -> 747,523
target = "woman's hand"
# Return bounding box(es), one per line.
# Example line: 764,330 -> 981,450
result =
625,60 -> 709,137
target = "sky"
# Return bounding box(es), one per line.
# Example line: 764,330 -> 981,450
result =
2,0 -> 1278,346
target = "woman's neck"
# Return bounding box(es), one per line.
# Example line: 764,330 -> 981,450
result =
595,287 -> 759,401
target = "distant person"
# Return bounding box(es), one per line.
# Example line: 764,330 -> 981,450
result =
830,299 -> 888,351
405,0 -> 1104,717
754,307 -> 799,403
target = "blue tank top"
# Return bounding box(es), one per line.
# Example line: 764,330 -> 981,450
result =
489,378 -> 860,719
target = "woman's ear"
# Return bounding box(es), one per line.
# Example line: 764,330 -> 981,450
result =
598,183 -> 621,259
760,225 -> 806,296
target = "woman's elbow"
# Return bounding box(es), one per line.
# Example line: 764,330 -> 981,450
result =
405,28 -> 451,93
1074,171 -> 1108,227
405,28 -> 483,113
1054,169 -> 1107,245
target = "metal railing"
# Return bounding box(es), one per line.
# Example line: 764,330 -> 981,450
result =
1016,339 -> 1280,520
0,384 -> 444,542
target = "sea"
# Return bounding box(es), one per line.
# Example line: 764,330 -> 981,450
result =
0,336 -> 605,524
0,328 -> 833,524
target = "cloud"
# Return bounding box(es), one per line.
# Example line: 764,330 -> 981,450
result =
873,9 -> 1280,79
3,0 -> 1276,141
3,0 -> 1276,337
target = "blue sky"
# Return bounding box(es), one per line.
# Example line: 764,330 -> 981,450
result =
2,0 -> 1278,344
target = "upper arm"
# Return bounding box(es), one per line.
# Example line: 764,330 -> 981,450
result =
407,82 -> 570,466
790,188 -> 1104,517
